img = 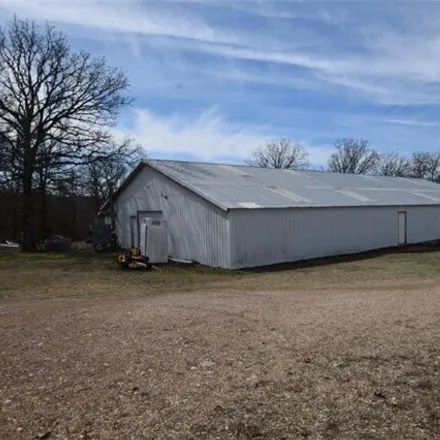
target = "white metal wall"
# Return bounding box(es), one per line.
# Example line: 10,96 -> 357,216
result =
406,205 -> 440,243
114,166 -> 231,268
229,205 -> 440,269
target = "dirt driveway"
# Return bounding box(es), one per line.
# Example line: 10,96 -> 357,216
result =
2,283 -> 440,439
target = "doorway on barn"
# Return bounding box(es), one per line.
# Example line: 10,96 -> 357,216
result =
398,211 -> 407,246
130,216 -> 138,247
137,211 -> 164,253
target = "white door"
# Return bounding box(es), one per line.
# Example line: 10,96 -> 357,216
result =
145,219 -> 169,264
139,217 -> 150,256
398,211 -> 407,246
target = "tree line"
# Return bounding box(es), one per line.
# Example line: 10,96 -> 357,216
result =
248,138 -> 440,181
0,17 -> 139,250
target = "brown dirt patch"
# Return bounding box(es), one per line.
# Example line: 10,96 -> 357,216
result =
1,252 -> 440,439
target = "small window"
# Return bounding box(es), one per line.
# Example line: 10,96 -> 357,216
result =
151,220 -> 161,226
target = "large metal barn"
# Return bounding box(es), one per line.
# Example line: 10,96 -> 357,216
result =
112,160 -> 440,269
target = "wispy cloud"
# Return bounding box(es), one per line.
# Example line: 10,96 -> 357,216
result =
121,107 -> 269,160
0,0 -> 440,102
5,0 -> 440,105
385,119 -> 439,128
120,107 -> 333,165
1,0 -> 440,161
0,0 -> 234,44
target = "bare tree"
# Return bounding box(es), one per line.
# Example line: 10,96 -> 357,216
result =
378,151 -> 411,177
411,151 -> 440,181
328,138 -> 379,174
83,141 -> 140,212
0,125 -> 20,190
248,138 -> 310,170
0,134 -> 8,189
411,152 -> 431,179
0,17 -> 132,250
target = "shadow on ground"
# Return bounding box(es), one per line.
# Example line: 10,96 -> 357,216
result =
242,241 -> 440,273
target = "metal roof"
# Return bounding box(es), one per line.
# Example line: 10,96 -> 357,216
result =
144,160 -> 440,211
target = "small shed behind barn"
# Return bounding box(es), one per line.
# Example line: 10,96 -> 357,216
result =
113,160 -> 440,269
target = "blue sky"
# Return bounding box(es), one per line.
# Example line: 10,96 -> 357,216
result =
1,0 -> 440,166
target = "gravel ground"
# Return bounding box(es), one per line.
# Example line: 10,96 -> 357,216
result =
1,284 -> 440,439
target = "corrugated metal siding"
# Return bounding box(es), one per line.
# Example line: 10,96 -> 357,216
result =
113,161 -> 440,270
229,206 -> 440,269
114,166 -> 230,268
406,206 -> 440,243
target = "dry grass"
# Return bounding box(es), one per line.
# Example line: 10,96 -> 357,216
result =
2,247 -> 440,300
1,249 -> 440,439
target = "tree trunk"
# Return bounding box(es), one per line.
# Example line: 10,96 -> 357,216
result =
39,187 -> 49,241
12,191 -> 20,242
72,197 -> 77,239
21,155 -> 38,251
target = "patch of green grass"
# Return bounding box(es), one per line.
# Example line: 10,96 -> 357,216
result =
0,250 -> 240,300
2,247 -> 440,301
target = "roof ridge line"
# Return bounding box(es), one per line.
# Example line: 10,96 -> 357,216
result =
146,159 -> 428,180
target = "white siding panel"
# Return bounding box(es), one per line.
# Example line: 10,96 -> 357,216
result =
406,206 -> 440,244
114,167 -> 230,268
229,206 -> 440,269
